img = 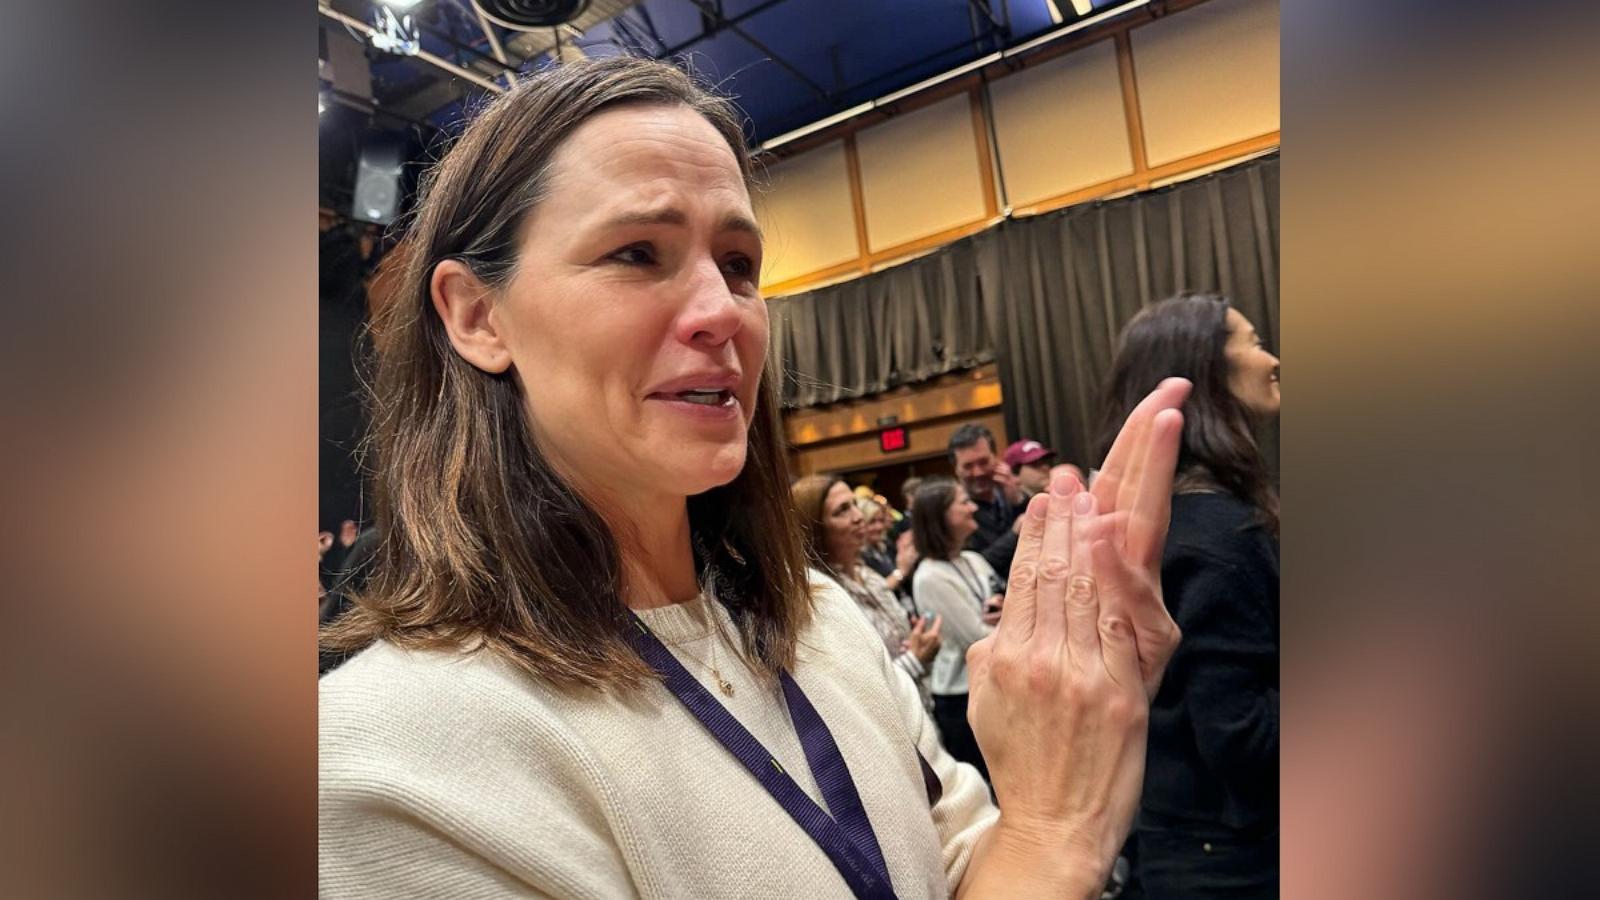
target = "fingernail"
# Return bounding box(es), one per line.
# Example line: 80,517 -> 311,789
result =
1073,491 -> 1094,514
1051,476 -> 1071,496
1029,496 -> 1047,518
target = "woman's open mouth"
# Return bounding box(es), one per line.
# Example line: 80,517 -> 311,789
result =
673,389 -> 735,407
647,388 -> 743,421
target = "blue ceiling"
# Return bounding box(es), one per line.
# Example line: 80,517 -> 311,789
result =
349,0 -> 1140,142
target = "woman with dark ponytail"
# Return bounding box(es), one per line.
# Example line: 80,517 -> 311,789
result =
1097,292 -> 1281,900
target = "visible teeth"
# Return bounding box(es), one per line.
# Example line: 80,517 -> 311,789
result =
678,390 -> 727,406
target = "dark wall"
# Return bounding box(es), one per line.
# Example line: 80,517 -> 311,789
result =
319,227 -> 371,533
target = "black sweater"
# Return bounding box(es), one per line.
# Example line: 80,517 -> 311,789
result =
1141,492 -> 1279,837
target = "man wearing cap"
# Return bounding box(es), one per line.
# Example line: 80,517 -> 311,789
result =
1002,439 -> 1058,498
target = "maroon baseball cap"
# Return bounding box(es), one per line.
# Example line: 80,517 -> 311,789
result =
1003,439 -> 1056,468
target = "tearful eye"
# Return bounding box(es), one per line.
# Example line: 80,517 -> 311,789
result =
721,255 -> 755,279
609,243 -> 656,266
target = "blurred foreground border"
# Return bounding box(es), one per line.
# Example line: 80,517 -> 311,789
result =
0,1 -> 1594,897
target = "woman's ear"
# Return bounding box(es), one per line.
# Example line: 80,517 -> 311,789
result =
430,259 -> 512,374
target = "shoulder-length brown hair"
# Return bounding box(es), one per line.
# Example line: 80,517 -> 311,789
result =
910,478 -> 963,562
790,474 -> 845,571
321,57 -> 811,691
1094,292 -> 1279,536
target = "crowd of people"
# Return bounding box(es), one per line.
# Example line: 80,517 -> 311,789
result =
318,57 -> 1278,900
789,297 -> 1281,897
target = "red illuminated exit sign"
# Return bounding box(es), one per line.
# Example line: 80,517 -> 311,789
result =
879,426 -> 908,453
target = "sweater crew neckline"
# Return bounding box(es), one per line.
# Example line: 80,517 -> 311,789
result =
632,592 -> 727,645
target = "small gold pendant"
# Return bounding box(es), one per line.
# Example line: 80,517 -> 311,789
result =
715,672 -> 735,697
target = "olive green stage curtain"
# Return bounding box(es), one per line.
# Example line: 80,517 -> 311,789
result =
767,153 -> 1279,473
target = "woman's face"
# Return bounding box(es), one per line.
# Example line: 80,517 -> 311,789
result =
821,481 -> 864,564
1224,308 -> 1280,417
477,105 -> 767,504
862,505 -> 888,545
943,486 -> 979,547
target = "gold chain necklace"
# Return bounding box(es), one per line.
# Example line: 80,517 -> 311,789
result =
673,601 -> 736,697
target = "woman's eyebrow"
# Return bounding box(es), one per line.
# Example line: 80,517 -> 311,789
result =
592,208 -> 764,244
595,207 -> 688,231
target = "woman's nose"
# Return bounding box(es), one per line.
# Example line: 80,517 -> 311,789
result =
673,258 -> 744,348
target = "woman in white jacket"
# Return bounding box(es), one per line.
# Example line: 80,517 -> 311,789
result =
910,478 -> 1007,781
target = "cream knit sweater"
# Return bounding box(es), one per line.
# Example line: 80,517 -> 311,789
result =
911,553 -> 1000,696
320,574 -> 999,899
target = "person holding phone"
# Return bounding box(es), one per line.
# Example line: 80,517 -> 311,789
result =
909,478 -> 1007,780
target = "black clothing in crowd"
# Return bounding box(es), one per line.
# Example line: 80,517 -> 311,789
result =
319,526 -> 381,675
1136,492 -> 1279,900
964,491 -> 1022,582
861,543 -> 896,579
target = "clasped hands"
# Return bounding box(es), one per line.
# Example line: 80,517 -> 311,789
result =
964,378 -> 1189,889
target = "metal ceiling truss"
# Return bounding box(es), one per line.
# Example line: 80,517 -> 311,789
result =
963,0 -> 1007,35
676,0 -> 830,102
655,0 -> 790,58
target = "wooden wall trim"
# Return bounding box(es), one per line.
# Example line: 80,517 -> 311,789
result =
970,88 -> 1001,218
866,218 -> 998,266
1114,31 -> 1151,188
757,0 -> 1275,298
1009,129 -> 1279,217
765,127 -> 1277,296
764,216 -> 1003,296
763,258 -> 867,296
786,364 -> 1002,446
843,136 -> 873,274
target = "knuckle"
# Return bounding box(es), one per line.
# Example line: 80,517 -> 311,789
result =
1025,655 -> 1057,692
966,638 -> 993,668
986,648 -> 1019,682
1104,693 -> 1147,728
1067,575 -> 1098,607
1038,557 -> 1071,583
1007,563 -> 1038,591
1060,676 -> 1091,707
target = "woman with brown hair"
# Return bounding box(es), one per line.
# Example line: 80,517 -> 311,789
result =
319,55 -> 1190,900
1097,293 -> 1280,900
908,478 -> 1006,781
790,475 -> 939,708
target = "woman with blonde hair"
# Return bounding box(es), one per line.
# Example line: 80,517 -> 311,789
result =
857,493 -> 915,588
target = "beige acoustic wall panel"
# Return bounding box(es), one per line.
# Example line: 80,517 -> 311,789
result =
855,93 -> 989,253
755,141 -> 860,288
1132,0 -> 1280,166
988,38 -> 1134,207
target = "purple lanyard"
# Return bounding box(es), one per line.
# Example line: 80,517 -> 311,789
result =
626,614 -> 898,900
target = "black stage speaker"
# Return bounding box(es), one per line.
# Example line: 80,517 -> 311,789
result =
352,136 -> 405,226
473,0 -> 590,30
